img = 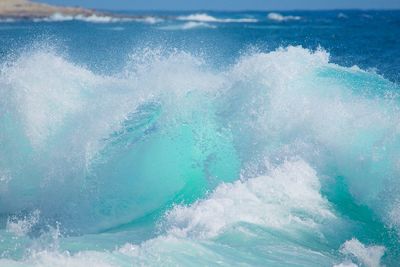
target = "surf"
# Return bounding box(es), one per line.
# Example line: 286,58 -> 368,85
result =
0,45 -> 399,266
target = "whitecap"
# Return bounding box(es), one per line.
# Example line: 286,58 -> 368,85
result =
177,13 -> 257,23
160,21 -> 216,30
32,13 -> 162,24
134,16 -> 163,24
267,12 -> 301,22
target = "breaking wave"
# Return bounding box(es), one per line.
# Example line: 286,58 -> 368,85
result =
177,13 -> 258,23
0,45 -> 399,266
267,12 -> 302,22
1,13 -> 162,24
159,21 -> 216,30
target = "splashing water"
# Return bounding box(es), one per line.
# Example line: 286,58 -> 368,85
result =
0,44 -> 399,266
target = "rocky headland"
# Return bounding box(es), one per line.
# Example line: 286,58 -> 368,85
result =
0,0 -> 140,20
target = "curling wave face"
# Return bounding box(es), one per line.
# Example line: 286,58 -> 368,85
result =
0,46 -> 400,266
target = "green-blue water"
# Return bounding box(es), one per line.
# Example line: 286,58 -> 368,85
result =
0,10 -> 400,267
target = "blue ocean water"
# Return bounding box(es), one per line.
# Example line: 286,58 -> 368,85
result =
0,10 -> 400,266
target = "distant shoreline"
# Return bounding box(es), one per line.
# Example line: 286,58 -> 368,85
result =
2,1 -> 398,20
0,0 -> 145,20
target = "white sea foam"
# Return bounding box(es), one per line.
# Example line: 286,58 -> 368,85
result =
78,14 -> 122,23
181,21 -> 216,29
1,46 -> 399,266
6,210 -> 40,237
31,13 -> 161,24
177,13 -> 257,23
0,47 -> 227,232
160,21 -> 216,30
339,239 -> 385,267
133,16 -> 163,24
2,46 -> 400,232
34,13 -> 120,23
225,46 -> 400,231
0,160 -> 337,266
1,51 -> 100,147
267,12 -> 301,22
33,13 -> 74,22
165,160 -> 335,238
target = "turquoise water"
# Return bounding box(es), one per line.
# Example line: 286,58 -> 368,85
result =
0,10 -> 400,266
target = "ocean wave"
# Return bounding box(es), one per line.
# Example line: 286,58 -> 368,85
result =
159,21 -> 216,30
33,13 -> 120,23
0,161 -> 386,266
267,12 -> 301,22
0,45 -> 399,265
2,46 -> 400,233
30,13 -> 162,23
165,160 -> 335,239
0,160 -> 340,266
177,13 -> 257,23
134,16 -> 164,24
181,21 -> 216,29
0,48 -> 235,233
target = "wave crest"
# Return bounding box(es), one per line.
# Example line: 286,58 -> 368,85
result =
1,45 -> 399,265
177,13 -> 257,23
267,12 -> 301,22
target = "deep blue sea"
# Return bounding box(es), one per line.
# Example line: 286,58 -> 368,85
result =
0,10 -> 400,267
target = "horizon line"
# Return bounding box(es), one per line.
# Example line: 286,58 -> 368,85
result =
96,8 -> 400,12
